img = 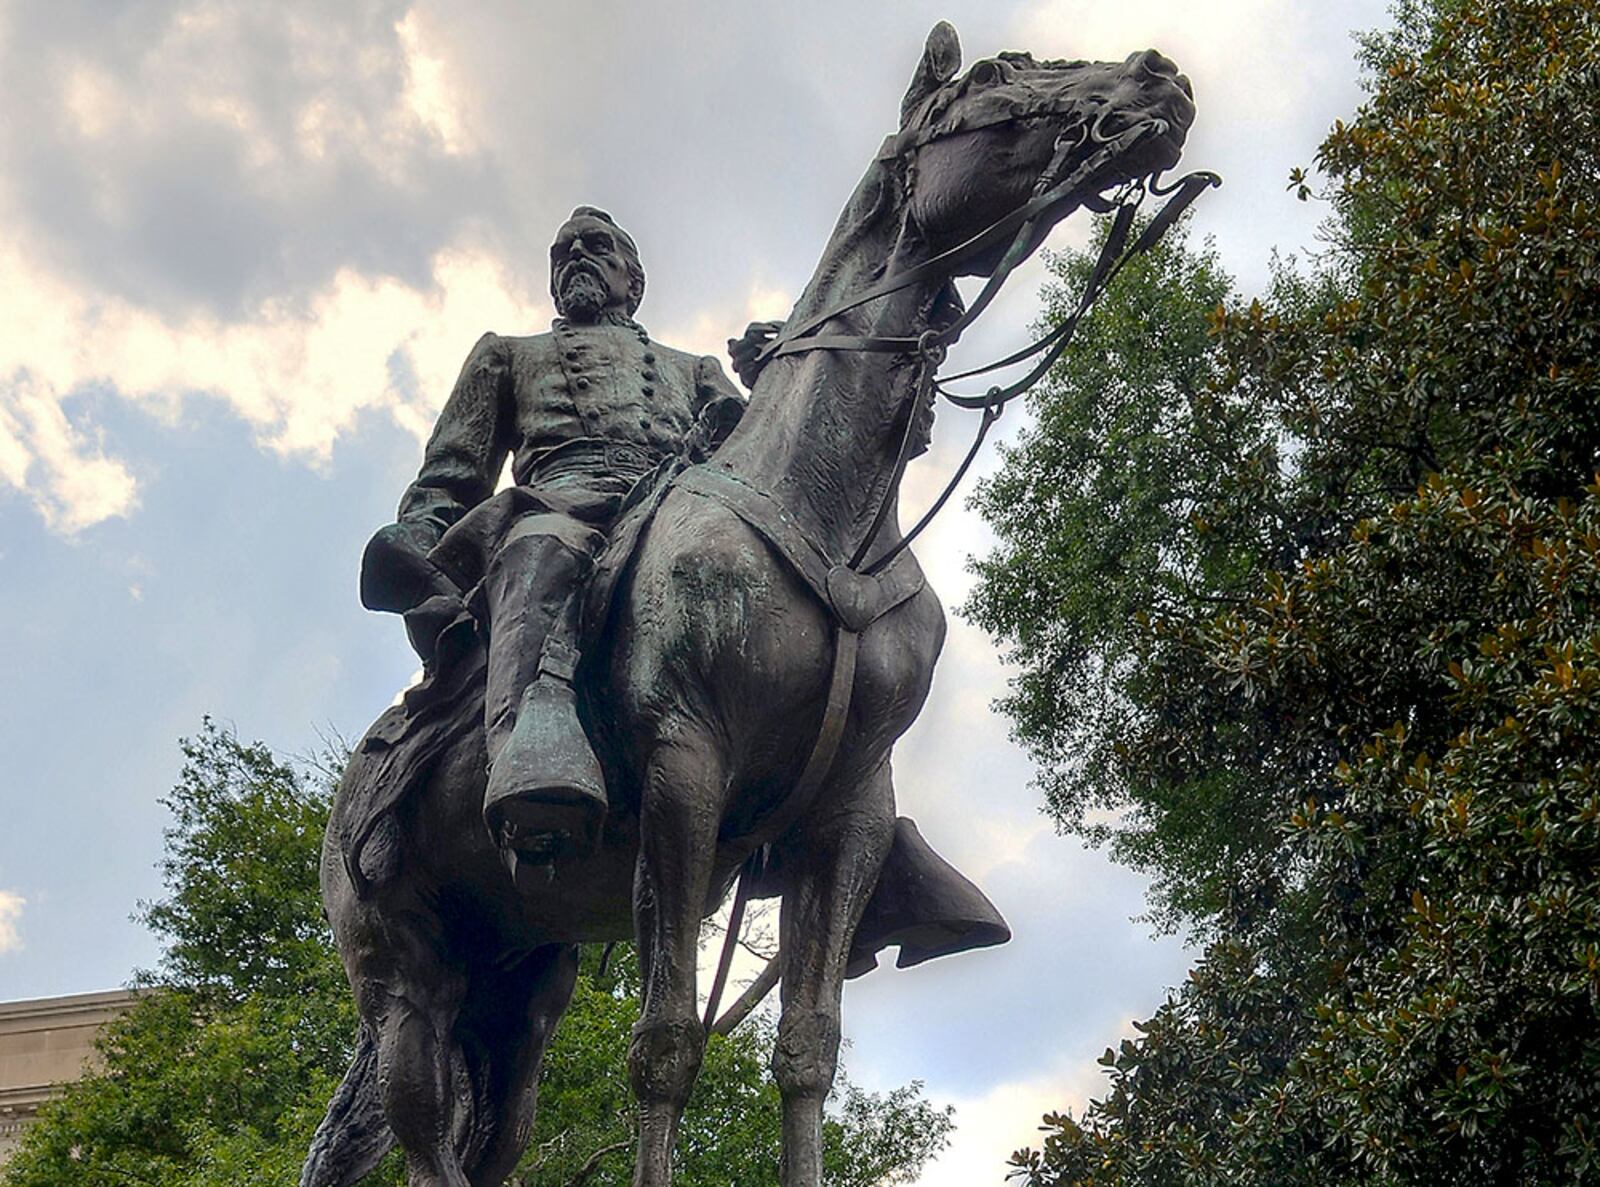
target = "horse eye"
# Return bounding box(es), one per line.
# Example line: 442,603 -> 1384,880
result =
970,61 -> 1003,86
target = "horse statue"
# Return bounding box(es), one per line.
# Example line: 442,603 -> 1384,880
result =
303,22 -> 1197,1187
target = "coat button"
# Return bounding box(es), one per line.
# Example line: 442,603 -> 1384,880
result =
575,377 -> 590,390
639,417 -> 651,430
640,384 -> 654,397
643,352 -> 657,364
565,348 -> 579,360
642,369 -> 659,381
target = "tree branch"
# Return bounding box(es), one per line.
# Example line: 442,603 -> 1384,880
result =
562,1138 -> 633,1187
712,956 -> 781,1036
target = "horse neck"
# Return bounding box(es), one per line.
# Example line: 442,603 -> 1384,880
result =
718,162 -> 938,564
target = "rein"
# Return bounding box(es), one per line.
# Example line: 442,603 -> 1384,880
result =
759,115 -> 1219,575
860,164 -> 1218,576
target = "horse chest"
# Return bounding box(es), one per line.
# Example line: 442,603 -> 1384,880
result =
851,584 -> 946,744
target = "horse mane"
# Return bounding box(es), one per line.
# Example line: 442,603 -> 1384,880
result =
789,157 -> 901,329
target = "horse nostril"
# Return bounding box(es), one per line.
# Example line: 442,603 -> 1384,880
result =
1133,48 -> 1179,78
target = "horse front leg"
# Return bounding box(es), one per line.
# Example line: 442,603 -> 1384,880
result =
773,760 -> 895,1187
630,734 -> 726,1187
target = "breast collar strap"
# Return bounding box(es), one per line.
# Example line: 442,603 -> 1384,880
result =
675,465 -> 926,632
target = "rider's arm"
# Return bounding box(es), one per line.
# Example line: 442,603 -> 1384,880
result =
726,319 -> 784,389
361,331 -> 511,613
689,352 -> 747,455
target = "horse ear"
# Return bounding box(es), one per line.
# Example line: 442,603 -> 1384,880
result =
901,21 -> 962,127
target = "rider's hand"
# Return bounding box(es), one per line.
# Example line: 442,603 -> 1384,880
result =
686,395 -> 746,460
728,320 -> 784,389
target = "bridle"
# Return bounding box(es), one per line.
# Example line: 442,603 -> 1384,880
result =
750,99 -> 1221,575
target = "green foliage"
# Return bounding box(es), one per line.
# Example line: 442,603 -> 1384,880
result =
971,0 -> 1600,1181
2,722 -> 363,1187
1013,473 -> 1600,1184
967,219 -> 1318,930
2,721 -> 951,1186
140,725 -> 345,1005
517,957 -> 951,1187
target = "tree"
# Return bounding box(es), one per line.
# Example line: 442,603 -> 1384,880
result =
2,721 -> 951,1187
970,0 -> 1600,1181
966,216 -> 1306,931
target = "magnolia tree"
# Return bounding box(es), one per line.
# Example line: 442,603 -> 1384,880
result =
970,1 -> 1600,1181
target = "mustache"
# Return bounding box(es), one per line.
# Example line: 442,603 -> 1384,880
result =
558,259 -> 605,289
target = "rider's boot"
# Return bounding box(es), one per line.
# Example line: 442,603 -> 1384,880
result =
483,630 -> 608,868
480,527 -> 609,871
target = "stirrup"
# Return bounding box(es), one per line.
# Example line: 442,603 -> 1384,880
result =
484,677 -> 608,865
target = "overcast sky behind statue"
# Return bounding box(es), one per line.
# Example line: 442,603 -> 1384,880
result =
0,1 -> 1390,1180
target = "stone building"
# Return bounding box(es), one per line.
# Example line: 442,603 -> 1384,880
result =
0,990 -> 138,1165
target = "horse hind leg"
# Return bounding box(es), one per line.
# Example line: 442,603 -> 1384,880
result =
457,943 -> 581,1187
629,736 -> 728,1187
329,885 -> 473,1187
772,761 -> 895,1187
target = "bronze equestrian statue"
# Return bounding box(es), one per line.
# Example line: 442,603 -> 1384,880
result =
302,22 -> 1199,1187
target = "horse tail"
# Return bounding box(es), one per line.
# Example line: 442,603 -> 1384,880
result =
300,1023 -> 395,1187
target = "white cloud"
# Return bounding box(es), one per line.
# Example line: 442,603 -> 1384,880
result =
61,61 -> 122,140
395,7 -> 473,155
0,3 -> 580,538
0,217 -> 801,539
0,373 -> 139,533
0,235 -> 545,533
139,3 -> 442,181
916,1052 -> 1110,1186
1011,0 -> 1318,127
0,891 -> 24,955
657,280 -> 795,368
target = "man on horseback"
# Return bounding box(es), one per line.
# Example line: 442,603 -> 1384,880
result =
359,206 -> 744,867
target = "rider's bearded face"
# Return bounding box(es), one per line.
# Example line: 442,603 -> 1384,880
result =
550,217 -> 638,322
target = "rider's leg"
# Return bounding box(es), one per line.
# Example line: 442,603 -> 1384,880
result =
772,760 -> 896,1187
480,513 -> 609,859
457,944 -> 581,1187
480,513 -> 597,756
629,734 -> 727,1187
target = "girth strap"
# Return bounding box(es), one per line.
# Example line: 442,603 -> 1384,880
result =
700,625 -> 857,1029
782,626 -> 860,830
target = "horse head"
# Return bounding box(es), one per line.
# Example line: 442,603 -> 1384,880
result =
892,21 -> 1195,272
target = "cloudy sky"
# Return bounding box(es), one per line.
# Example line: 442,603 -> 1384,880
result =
0,0 -> 1391,1180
